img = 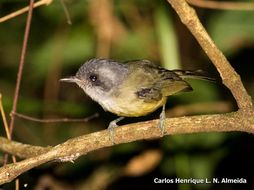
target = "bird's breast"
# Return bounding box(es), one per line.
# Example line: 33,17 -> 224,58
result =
98,91 -> 166,117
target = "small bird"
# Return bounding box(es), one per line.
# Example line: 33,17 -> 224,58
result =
60,58 -> 214,143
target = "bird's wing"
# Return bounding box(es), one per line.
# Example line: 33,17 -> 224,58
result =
135,87 -> 162,103
127,60 -> 192,102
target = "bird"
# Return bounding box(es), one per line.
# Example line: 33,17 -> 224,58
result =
60,58 -> 214,143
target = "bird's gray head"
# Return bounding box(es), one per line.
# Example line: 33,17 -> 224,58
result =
60,58 -> 128,102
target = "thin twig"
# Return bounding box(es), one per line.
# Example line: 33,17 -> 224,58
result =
9,0 -> 35,135
13,112 -> 99,123
187,0 -> 254,11
0,94 -> 11,140
59,0 -> 72,25
0,0 -> 52,23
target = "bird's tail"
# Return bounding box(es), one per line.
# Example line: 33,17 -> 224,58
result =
173,69 -> 216,82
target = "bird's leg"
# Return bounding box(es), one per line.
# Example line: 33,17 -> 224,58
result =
158,104 -> 166,136
108,117 -> 124,144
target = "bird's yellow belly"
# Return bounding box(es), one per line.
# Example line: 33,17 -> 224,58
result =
107,96 -> 167,117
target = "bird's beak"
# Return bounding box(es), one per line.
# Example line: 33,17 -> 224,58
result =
59,76 -> 80,83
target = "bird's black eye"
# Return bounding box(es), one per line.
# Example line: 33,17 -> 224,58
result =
89,75 -> 97,82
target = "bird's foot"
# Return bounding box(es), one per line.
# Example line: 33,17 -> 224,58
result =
158,105 -> 166,136
107,117 -> 124,144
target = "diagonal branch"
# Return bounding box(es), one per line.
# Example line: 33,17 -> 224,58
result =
167,0 -> 253,111
0,111 -> 254,184
0,0 -> 52,23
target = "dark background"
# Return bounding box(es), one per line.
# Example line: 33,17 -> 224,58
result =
0,0 -> 254,189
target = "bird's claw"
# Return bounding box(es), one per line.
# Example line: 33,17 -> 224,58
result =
108,121 -> 118,144
107,117 -> 124,144
158,105 -> 166,136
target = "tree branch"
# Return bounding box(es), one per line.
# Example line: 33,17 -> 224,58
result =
0,111 -> 254,184
167,0 -> 253,111
0,138 -> 50,159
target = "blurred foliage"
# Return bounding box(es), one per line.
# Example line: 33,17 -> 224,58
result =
154,5 -> 180,69
208,11 -> 254,55
0,0 -> 254,189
